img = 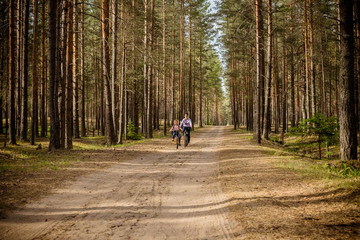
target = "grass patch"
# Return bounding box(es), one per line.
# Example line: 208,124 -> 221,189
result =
0,130 -> 168,174
261,144 -> 360,190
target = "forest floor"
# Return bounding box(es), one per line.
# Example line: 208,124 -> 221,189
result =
0,126 -> 359,239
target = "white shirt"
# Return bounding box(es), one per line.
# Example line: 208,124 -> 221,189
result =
180,118 -> 192,128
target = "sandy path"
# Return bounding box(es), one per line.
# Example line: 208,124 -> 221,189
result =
0,127 -> 236,240
219,128 -> 359,239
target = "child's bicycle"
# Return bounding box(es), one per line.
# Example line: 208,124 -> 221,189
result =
173,131 -> 181,149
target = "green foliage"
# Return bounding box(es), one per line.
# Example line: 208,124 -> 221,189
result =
127,121 -> 142,140
290,114 -> 339,159
324,162 -> 360,178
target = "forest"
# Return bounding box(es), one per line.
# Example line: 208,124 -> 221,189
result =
0,0 -> 227,150
222,0 -> 360,161
0,0 -> 360,239
0,0 -> 359,160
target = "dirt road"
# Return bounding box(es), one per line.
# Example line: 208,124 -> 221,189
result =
1,126 -> 358,240
0,127 -> 236,240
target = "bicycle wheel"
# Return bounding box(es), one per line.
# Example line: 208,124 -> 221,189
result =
184,135 -> 188,147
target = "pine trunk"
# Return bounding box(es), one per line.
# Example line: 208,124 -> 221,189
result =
162,0 -> 167,135
254,0 -> 263,143
20,0 -> 30,141
48,0 -> 60,150
263,0 -> 272,139
31,0 -> 39,145
339,0 -> 357,160
80,0 -> 86,137
73,0 -> 80,139
9,0 -> 17,144
102,0 -> 116,145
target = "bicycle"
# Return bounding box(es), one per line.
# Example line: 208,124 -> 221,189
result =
183,129 -> 189,147
172,130 -> 181,149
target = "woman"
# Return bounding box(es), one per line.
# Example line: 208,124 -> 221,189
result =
180,113 -> 192,145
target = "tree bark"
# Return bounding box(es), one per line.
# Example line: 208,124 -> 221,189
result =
143,0 -> 148,137
65,1 -> 74,149
179,0 -> 185,118
16,0 -> 23,138
80,0 -> 86,137
111,0 -> 118,134
9,0 -> 17,144
73,0 -> 80,139
254,0 -> 263,143
290,6 -> 295,127
162,0 -> 167,135
188,2 -> 192,118
102,0 -> 116,145
282,15 -> 288,133
31,0 -> 39,145
40,0 -> 46,138
48,0 -> 60,150
263,0 -> 272,139
339,0 -> 357,160
308,0 -> 316,116
199,35 -> 203,127
303,0 -> 310,118
146,0 -> 154,138
20,0 -> 30,141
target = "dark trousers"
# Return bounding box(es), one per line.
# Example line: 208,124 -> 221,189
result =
183,127 -> 191,143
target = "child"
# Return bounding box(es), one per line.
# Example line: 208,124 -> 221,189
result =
170,120 -> 182,144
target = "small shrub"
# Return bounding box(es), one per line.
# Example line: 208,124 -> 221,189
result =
127,121 -> 142,140
290,114 -> 339,159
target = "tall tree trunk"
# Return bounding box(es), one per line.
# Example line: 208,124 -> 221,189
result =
162,0 -> 167,135
118,42 -> 125,144
111,0 -> 118,134
308,0 -> 316,116
339,0 -> 357,160
303,0 -> 310,118
254,0 -> 263,143
31,0 -> 39,145
355,0 -> 360,140
231,38 -> 237,130
60,1 -> 67,147
131,0 -> 139,133
102,0 -> 116,145
146,0 -> 154,138
48,0 -> 60,150
20,0 -> 30,141
179,0 -> 185,118
188,2 -> 192,118
118,0 -> 125,144
40,0 -> 46,137
65,0 -> 74,149
143,0 -> 148,137
282,16 -> 288,133
17,0 -> 23,138
80,0 -> 86,137
171,0 -> 175,125
290,6 -> 295,127
9,0 -> 17,144
263,0 -> 272,139
73,0 -> 80,138
320,31 -> 327,116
